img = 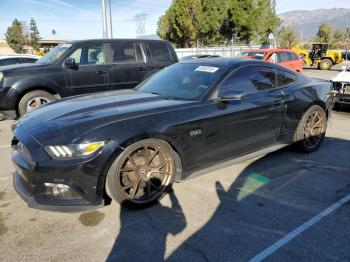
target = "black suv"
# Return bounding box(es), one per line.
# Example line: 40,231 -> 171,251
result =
0,39 -> 178,118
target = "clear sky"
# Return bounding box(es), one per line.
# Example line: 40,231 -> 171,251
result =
1,0 -> 350,40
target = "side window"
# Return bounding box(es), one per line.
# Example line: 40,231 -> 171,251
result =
275,69 -> 296,87
268,53 -> 278,63
1,58 -> 20,66
220,66 -> 277,93
110,42 -> 145,63
277,52 -> 291,62
20,58 -> 37,63
289,52 -> 299,61
68,45 -> 105,65
149,43 -> 172,63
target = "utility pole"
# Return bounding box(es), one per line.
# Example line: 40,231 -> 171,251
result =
101,0 -> 108,38
109,0 -> 113,38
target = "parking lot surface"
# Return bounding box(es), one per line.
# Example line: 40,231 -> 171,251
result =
0,68 -> 349,261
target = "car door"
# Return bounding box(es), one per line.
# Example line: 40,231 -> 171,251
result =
63,43 -> 110,96
203,66 -> 287,165
106,42 -> 148,90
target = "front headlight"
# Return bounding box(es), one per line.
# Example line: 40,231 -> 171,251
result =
44,141 -> 105,159
0,72 -> 3,81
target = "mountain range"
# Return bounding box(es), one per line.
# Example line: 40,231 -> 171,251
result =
279,8 -> 350,40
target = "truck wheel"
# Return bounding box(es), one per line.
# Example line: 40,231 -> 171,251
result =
319,59 -> 332,70
18,90 -> 56,116
106,139 -> 177,209
293,105 -> 327,152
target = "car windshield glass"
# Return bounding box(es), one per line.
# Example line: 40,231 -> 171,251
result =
37,43 -> 72,64
242,52 -> 265,60
137,63 -> 227,101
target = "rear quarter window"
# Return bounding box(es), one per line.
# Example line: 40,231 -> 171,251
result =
276,69 -> 296,87
149,43 -> 173,63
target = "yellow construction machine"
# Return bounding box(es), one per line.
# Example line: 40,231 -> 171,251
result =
293,43 -> 343,70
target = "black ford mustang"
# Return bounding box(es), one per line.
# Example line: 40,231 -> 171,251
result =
12,58 -> 334,211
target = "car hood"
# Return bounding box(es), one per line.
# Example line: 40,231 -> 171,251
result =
332,70 -> 350,83
0,62 -> 47,73
17,89 -> 192,145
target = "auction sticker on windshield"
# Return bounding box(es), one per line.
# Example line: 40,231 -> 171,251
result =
195,66 -> 219,73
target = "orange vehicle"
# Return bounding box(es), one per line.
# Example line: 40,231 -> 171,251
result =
241,49 -> 304,73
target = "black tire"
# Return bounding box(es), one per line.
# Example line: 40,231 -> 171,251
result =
319,59 -> 332,70
106,139 -> 177,209
18,90 -> 56,116
293,105 -> 327,152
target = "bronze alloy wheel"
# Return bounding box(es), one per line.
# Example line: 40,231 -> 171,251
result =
302,110 -> 325,150
294,105 -> 327,152
106,139 -> 176,208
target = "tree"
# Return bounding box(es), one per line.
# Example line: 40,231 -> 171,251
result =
333,28 -> 344,49
30,18 -> 41,50
5,19 -> 24,53
316,23 -> 334,45
277,25 -> 300,48
218,0 -> 279,45
198,0 -> 227,46
157,0 -> 279,46
157,0 -> 202,47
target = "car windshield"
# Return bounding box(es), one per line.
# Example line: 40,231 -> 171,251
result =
137,63 -> 227,101
36,43 -> 72,64
241,51 -> 265,60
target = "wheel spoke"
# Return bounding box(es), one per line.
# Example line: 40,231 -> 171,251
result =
127,155 -> 137,167
148,148 -> 160,165
130,179 -> 141,198
120,167 -> 135,172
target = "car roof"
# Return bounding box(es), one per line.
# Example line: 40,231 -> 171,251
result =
179,57 -> 298,73
244,49 -> 297,53
64,38 -> 171,45
0,54 -> 41,59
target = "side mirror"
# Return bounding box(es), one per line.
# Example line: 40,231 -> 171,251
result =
64,58 -> 76,69
216,89 -> 246,102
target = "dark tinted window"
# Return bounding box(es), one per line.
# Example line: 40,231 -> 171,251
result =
0,58 -> 22,66
20,58 -> 37,63
149,43 -> 172,62
277,52 -> 290,62
275,69 -> 296,87
110,42 -> 144,63
220,66 -> 277,93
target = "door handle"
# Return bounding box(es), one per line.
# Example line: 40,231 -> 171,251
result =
96,70 -> 108,75
136,67 -> 146,71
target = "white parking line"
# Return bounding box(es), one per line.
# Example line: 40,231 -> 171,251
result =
249,193 -> 350,262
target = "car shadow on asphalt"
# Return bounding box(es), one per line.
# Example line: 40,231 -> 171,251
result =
106,190 -> 186,262
107,137 -> 350,262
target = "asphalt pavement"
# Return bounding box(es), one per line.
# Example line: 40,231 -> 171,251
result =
0,68 -> 349,262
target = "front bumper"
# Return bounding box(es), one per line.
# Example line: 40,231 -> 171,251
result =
11,123 -> 114,212
13,172 -> 105,212
334,93 -> 350,105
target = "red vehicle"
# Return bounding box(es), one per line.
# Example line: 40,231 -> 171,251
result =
241,49 -> 304,73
